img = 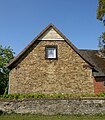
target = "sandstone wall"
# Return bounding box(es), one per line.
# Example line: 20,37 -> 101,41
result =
9,40 -> 94,94
0,98 -> 105,115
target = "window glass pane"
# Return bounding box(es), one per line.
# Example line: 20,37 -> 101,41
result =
47,48 -> 56,58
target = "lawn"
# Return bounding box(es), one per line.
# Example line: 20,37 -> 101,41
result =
0,114 -> 105,120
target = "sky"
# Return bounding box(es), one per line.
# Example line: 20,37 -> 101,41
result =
0,0 -> 104,55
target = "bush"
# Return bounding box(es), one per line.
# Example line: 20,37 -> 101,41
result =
0,93 -> 95,100
96,91 -> 105,97
0,92 -> 105,100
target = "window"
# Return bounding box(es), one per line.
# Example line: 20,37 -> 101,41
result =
45,45 -> 57,59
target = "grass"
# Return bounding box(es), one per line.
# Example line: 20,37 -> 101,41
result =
1,114 -> 105,120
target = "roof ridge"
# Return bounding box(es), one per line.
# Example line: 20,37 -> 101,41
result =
7,24 -> 94,69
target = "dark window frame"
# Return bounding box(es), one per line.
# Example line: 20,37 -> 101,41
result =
45,45 -> 58,60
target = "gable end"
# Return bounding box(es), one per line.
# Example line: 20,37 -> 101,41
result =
7,23 -> 94,70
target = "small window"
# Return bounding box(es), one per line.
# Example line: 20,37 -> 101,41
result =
45,46 -> 57,59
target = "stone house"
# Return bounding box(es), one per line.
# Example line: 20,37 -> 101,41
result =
7,23 -> 105,94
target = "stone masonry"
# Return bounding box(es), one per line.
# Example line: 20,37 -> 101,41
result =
9,28 -> 94,94
9,40 -> 94,94
0,98 -> 105,115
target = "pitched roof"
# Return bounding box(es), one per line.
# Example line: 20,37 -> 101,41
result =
7,23 -> 94,70
80,49 -> 105,77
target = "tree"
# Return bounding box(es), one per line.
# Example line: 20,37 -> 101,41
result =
97,0 -> 105,53
0,45 -> 15,94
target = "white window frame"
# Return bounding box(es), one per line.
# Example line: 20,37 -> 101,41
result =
45,45 -> 57,59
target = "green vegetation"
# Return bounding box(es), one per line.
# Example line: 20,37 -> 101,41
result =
96,91 -> 105,97
97,0 -> 105,21
0,114 -> 105,120
97,0 -> 105,52
0,93 -> 94,100
0,92 -> 105,100
0,45 -> 15,95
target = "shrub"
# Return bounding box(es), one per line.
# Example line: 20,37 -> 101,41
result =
96,91 -> 105,97
0,92 -> 105,100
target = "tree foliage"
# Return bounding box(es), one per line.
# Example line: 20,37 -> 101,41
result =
0,45 -> 14,94
98,32 -> 105,52
97,0 -> 105,21
97,0 -> 105,52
